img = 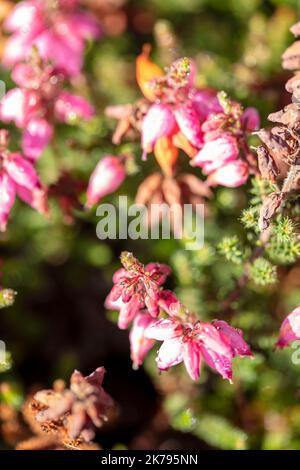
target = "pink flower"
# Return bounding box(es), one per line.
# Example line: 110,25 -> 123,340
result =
105,252 -> 171,328
0,172 -> 16,232
144,319 -> 201,381
208,160 -> 249,187
4,153 -> 39,190
54,91 -> 95,123
241,107 -> 260,132
86,156 -> 126,208
0,133 -> 47,231
191,89 -> 223,122
105,289 -> 141,330
174,102 -> 203,149
157,290 -> 181,316
277,305 -> 300,348
0,88 -> 38,128
22,118 -> 53,161
192,134 -> 239,172
0,61 -> 94,160
142,104 -> 176,157
145,318 -> 252,382
3,0 -> 101,77
130,313 -> 155,369
212,320 -> 253,357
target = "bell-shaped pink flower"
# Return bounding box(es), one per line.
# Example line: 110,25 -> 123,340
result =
174,102 -> 203,149
130,313 -> 155,369
191,89 -> 223,122
195,322 -> 232,357
241,107 -> 260,132
277,305 -> 300,348
105,253 -> 172,328
11,63 -> 37,88
212,320 -> 253,357
142,103 -> 176,156
156,336 -> 185,371
144,320 -> 200,380
183,339 -> 201,381
208,160 -> 249,187
200,347 -> 233,382
0,141 -> 46,231
54,91 -> 95,123
3,153 -> 39,191
145,317 -> 252,382
4,0 -> 42,34
1,59 -> 95,161
16,184 -> 48,215
192,134 -> 239,171
22,118 -> 53,161
105,291 -> 142,330
145,318 -> 183,342
0,172 -> 16,232
3,0 -> 101,77
0,89 -> 39,128
86,156 -> 126,208
157,290 -> 180,316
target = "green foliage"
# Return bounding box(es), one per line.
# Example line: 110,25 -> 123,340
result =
193,414 -> 248,450
240,207 -> 259,230
218,236 -> 245,265
248,257 -> 278,286
265,217 -> 300,265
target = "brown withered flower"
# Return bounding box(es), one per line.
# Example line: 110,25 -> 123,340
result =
31,367 -> 113,444
105,99 -> 149,145
135,172 -> 212,230
256,20 -> 300,230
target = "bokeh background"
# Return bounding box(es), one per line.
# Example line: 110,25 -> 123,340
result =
1,0 -> 300,450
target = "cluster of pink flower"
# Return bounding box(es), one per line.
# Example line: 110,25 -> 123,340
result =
137,52 -> 260,187
0,0 -> 100,230
2,0 -> 100,77
0,58 -> 95,161
105,252 -> 253,382
0,129 -> 47,231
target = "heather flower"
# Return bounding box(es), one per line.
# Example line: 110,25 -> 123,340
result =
207,160 -> 249,188
138,54 -> 205,164
157,290 -> 181,316
141,103 -> 176,159
107,49 -> 259,185
191,93 -> 259,187
34,367 -> 113,442
145,318 -> 252,382
241,107 -> 260,132
173,102 -> 203,149
212,320 -> 253,357
0,130 -> 47,231
3,0 -> 101,77
277,305 -> 300,348
86,155 -> 126,208
104,252 -> 171,329
129,312 -> 155,369
0,58 -> 94,160
192,134 -> 239,173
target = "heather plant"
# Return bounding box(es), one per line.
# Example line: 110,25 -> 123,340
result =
2,0 -> 300,452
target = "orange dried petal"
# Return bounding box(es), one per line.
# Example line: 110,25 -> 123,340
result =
154,136 -> 178,177
172,132 -> 198,158
136,44 -> 164,102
